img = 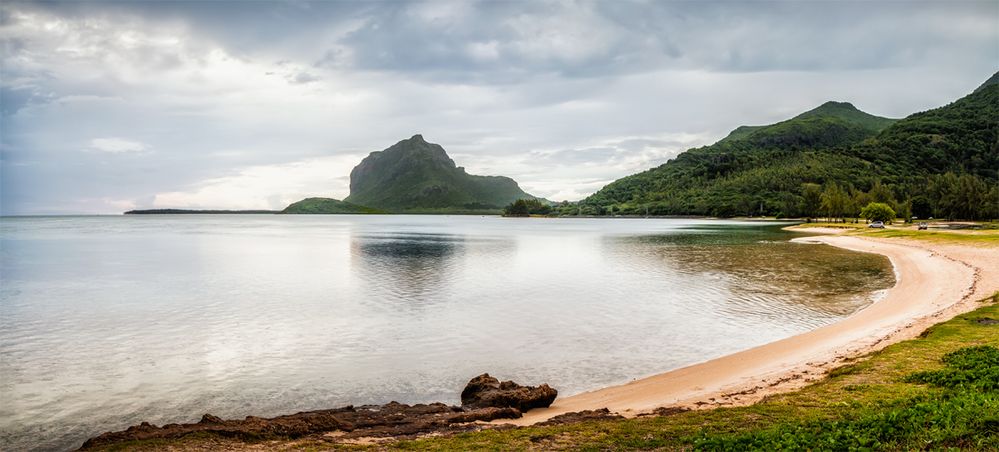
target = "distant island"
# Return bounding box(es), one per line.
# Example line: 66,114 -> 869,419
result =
125,209 -> 278,214
340,134 -> 537,213
132,135 -> 539,215
125,201 -> 385,215
281,135 -> 538,214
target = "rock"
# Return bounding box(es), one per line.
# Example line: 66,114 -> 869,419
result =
79,402 -> 523,450
199,414 -> 223,424
80,374 -> 557,449
537,408 -> 623,425
460,373 -> 558,412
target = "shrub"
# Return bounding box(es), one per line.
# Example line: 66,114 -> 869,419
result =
860,202 -> 896,223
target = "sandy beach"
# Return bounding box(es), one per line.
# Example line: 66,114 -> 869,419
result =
508,231 -> 999,425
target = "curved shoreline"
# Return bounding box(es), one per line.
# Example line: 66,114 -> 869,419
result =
506,233 -> 987,425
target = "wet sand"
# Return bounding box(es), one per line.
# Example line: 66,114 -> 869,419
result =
509,232 -> 997,425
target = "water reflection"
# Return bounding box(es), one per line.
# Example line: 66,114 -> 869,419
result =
606,226 -> 893,325
350,233 -> 464,309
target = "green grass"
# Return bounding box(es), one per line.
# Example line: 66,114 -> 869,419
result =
861,228 -> 999,243
790,221 -> 870,230
788,221 -> 999,243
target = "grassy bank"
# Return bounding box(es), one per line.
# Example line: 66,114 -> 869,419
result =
790,221 -> 999,244
92,293 -> 999,451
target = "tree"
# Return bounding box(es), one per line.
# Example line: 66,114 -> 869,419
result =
820,182 -> 850,222
845,185 -> 867,222
860,202 -> 896,223
868,180 -> 896,205
927,172 -> 994,220
800,183 -> 822,218
504,198 -> 552,217
504,199 -> 530,216
911,195 -> 932,219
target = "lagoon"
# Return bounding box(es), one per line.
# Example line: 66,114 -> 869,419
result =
0,215 -> 892,450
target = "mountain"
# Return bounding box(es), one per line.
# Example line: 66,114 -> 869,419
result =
974,71 -> 999,93
792,101 -> 898,131
718,101 -> 897,145
575,72 -> 998,219
848,75 -> 998,184
281,198 -> 385,214
343,135 -> 534,212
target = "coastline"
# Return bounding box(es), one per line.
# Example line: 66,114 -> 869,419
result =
72,225 -> 999,449
506,230 -> 997,426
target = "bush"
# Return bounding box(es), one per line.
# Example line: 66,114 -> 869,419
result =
860,202 -> 896,223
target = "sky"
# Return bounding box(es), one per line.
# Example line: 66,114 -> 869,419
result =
1,0 -> 996,215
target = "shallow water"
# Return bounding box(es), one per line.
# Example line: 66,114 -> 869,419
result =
0,215 -> 893,450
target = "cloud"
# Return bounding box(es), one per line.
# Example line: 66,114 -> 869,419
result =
150,154 -> 361,210
289,71 -> 321,84
450,131 -> 714,202
1,0 -> 996,214
87,137 -> 149,153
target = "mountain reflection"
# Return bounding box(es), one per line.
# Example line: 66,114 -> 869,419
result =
603,228 -> 894,319
350,233 -> 466,309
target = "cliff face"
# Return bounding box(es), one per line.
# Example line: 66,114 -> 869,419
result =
344,135 -> 533,211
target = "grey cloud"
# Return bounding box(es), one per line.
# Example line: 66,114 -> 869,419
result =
1,0 -> 996,214
289,71 -> 320,84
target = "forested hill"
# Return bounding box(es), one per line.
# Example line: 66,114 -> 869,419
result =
573,72 -> 999,220
718,101 -> 897,145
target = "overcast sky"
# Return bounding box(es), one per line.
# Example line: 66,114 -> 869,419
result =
1,0 -> 996,214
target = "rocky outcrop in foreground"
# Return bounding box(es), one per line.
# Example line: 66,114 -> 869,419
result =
80,374 -> 558,449
461,373 -> 558,412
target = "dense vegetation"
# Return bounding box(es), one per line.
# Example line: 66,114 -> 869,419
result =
503,198 -> 553,216
570,73 -> 999,220
344,135 -> 535,213
280,197 -> 384,214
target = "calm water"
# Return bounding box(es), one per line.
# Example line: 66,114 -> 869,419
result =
0,215 -> 893,450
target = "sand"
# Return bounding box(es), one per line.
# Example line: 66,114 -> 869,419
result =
507,233 -> 998,425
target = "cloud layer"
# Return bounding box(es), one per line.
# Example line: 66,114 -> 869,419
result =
1,0 -> 996,214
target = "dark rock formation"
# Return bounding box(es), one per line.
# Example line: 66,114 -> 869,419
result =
80,374 -> 559,449
461,373 -> 558,412
80,402 -> 522,449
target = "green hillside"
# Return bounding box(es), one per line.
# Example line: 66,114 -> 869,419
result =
719,101 -> 897,145
344,135 -> 534,212
573,73 -> 999,220
280,198 -> 384,214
